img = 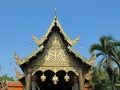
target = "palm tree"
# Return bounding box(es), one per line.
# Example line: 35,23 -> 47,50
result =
90,35 -> 120,90
111,44 -> 120,70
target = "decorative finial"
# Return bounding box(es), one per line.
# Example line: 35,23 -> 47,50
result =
54,7 -> 57,19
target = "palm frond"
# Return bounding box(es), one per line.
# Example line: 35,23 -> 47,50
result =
96,53 -> 105,57
89,35 -> 120,89
90,44 -> 103,53
100,36 -> 106,47
118,51 -> 120,59
97,58 -> 104,75
112,57 -> 120,70
114,42 -> 120,46
105,35 -> 113,41
100,35 -> 113,44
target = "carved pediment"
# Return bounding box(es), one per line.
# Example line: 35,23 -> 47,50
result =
43,32 -> 74,66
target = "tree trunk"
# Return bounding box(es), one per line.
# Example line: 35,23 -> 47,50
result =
110,76 -> 115,90
108,72 -> 115,90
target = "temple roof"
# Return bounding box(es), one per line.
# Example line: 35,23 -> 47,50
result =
14,45 -> 44,65
14,11 -> 97,82
14,46 -> 96,66
14,11 -> 97,81
68,46 -> 96,66
32,13 -> 80,47
14,12 -> 96,66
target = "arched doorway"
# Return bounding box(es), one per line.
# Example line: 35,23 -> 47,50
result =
33,70 -> 77,90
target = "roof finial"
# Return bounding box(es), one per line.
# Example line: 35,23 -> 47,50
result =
54,7 -> 57,20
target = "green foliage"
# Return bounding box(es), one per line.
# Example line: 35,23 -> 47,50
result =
91,67 -> 112,90
0,74 -> 16,82
90,35 -> 120,90
91,68 -> 120,90
115,74 -> 120,89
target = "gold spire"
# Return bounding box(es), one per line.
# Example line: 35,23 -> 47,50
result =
54,7 -> 57,20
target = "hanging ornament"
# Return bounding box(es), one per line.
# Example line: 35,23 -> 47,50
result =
64,73 -> 70,82
41,74 -> 46,82
52,74 -> 58,84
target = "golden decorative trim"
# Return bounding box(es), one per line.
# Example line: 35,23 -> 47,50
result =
84,54 -> 96,66
67,46 -> 96,66
32,66 -> 79,76
67,46 -> 86,62
84,70 -> 93,81
66,36 -> 80,46
14,52 -> 26,65
14,45 -> 44,65
32,16 -> 80,46
32,34 -> 47,46
56,19 -> 80,46
14,68 -> 24,79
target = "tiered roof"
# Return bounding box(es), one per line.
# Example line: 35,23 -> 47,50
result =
14,10 -> 96,80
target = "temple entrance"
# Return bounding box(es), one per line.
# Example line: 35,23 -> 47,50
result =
34,70 -> 75,90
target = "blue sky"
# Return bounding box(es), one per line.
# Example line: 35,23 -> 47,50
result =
0,0 -> 120,78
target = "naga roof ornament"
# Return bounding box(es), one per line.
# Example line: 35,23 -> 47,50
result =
84,54 -> 96,66
15,68 -> 24,79
14,45 -> 44,65
84,70 -> 93,81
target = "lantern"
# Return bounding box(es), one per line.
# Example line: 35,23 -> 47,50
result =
41,74 -> 46,82
52,74 -> 58,84
64,73 -> 70,82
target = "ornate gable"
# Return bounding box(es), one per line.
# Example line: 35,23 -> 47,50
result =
14,12 -> 96,80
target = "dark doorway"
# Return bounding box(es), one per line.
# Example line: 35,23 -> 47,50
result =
35,70 -> 73,90
44,70 -> 72,90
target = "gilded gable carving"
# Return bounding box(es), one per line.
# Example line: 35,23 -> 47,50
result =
30,31 -> 79,68
43,32 -> 69,66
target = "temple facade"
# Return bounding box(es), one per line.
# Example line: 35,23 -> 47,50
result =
14,11 -> 96,90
